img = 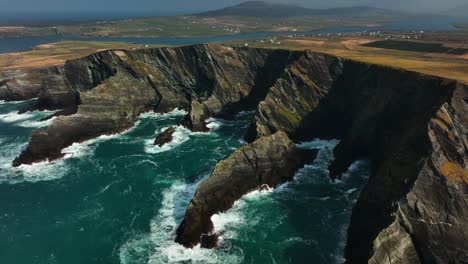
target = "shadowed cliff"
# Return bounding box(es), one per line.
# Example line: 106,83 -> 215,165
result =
244,55 -> 467,263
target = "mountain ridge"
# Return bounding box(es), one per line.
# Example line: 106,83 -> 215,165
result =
195,1 -> 405,18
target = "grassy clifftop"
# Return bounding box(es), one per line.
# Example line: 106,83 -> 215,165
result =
227,36 -> 468,83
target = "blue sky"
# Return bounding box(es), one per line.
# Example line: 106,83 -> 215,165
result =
0,0 -> 466,14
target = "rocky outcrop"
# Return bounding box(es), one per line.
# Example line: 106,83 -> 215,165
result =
154,126 -> 176,146
175,132 -> 317,248
13,69 -> 159,166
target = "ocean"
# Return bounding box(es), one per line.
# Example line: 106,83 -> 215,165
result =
0,99 -> 369,263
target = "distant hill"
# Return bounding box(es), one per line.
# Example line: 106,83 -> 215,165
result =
196,1 -> 403,18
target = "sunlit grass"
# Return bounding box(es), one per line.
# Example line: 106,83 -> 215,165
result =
226,36 -> 468,83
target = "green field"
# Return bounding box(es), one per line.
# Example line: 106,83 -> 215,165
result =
363,40 -> 468,55
0,15 -> 400,38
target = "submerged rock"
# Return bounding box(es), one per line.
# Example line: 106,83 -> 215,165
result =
175,131 -> 318,248
154,126 -> 176,147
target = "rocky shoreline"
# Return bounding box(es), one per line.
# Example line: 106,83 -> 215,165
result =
2,44 -> 466,263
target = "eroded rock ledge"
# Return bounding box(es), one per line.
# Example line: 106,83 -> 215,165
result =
175,132 -> 317,248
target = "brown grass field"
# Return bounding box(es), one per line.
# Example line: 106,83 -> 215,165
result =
0,41 -> 153,71
1,37 -> 467,84
226,36 -> 468,84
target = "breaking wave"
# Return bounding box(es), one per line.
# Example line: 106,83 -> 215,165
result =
144,126 -> 191,154
0,110 -> 55,127
119,176 -> 244,264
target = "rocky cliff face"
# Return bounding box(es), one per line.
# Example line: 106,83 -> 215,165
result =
13,45 -> 300,165
246,58 -> 467,263
9,44 -> 467,263
175,132 -> 317,248
246,50 -> 342,140
366,85 -> 467,264
0,68 -> 51,101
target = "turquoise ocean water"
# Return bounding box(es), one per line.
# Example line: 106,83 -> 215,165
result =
0,100 -> 368,264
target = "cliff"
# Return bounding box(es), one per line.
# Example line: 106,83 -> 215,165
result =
13,45 -> 300,165
9,44 -> 467,263
246,57 -> 468,263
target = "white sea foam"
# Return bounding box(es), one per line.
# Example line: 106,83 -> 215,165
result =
344,188 -> 357,194
144,116 -> 223,154
120,174 -> 244,264
0,131 -> 131,185
0,110 -> 55,127
0,111 -> 35,123
0,141 -> 26,169
119,139 -> 369,264
0,99 -> 33,105
17,116 -> 56,128
12,160 -> 69,183
208,140 -> 339,242
0,150 -> 70,184
58,108 -> 189,159
144,126 -> 191,154
0,108 -> 189,184
139,108 -> 188,119
205,118 -> 221,131
0,135 -> 70,184
61,142 -> 94,159
0,120 -> 129,185
211,187 -> 273,241
61,129 -> 135,159
297,138 -> 339,150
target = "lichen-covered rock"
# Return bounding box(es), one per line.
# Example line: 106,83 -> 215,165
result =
248,51 -> 342,140
175,132 -> 317,248
0,68 -> 50,101
369,220 -> 421,264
